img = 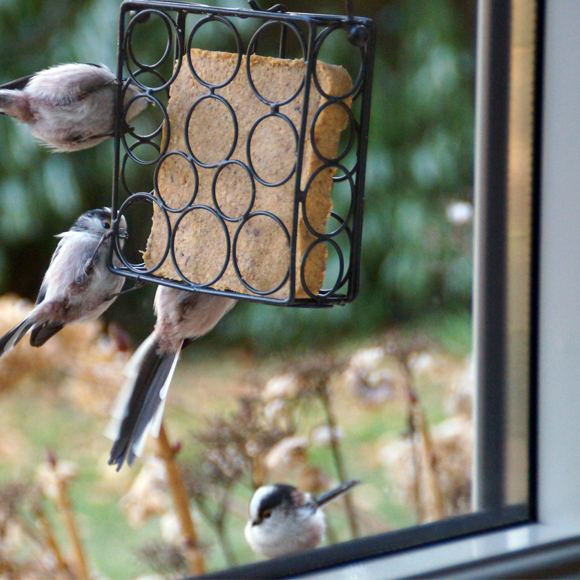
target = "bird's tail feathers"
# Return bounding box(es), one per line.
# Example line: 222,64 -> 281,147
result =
105,333 -> 158,440
0,318 -> 35,357
132,395 -> 168,459
127,348 -> 176,460
315,480 -> 361,508
122,332 -> 157,382
106,336 -> 182,470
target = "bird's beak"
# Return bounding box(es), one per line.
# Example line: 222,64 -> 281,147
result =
315,480 -> 361,508
251,518 -> 260,527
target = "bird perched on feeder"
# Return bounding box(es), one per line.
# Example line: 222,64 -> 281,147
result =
0,208 -> 127,357
107,286 -> 236,470
0,63 -> 147,151
245,480 -> 361,559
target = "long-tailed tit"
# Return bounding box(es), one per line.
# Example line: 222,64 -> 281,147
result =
245,480 -> 360,559
107,286 -> 236,470
0,63 -> 147,151
0,208 -> 127,357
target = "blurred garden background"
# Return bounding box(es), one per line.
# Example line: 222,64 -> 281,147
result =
0,0 -> 476,578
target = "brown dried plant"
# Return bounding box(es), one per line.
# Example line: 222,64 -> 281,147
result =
0,294 -> 128,415
37,453 -> 90,580
139,539 -> 189,579
181,458 -> 240,567
196,393 -> 294,491
275,355 -> 361,539
156,423 -> 206,576
380,332 -> 458,523
172,392 -> 296,566
0,479 -> 76,579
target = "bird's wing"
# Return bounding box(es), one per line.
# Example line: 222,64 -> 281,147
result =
35,285 -> 47,306
0,74 -> 34,92
29,321 -> 65,347
76,67 -> 116,99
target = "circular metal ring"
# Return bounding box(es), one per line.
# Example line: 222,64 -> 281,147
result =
300,237 -> 345,299
328,211 -> 352,292
332,162 -> 358,183
211,160 -> 256,222
232,211 -> 291,295
170,204 -> 231,287
126,65 -> 178,95
123,93 -> 167,142
121,92 -> 169,166
246,19 -> 307,106
125,10 -> 180,90
328,211 -> 353,291
312,23 -> 366,100
310,99 -> 358,163
154,151 -> 200,213
115,192 -> 171,276
184,93 -> 238,168
247,112 -> 298,187
187,15 -> 244,89
302,163 -> 355,237
120,144 -> 157,196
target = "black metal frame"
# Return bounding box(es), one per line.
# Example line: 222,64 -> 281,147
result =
108,0 -> 375,308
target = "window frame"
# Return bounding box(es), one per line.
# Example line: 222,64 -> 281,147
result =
197,0 -> 580,578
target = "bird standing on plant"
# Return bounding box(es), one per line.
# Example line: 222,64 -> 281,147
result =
245,480 -> 360,559
0,208 -> 127,357
0,63 -> 147,151
107,287 -> 236,470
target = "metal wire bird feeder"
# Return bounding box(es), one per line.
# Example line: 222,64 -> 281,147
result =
108,0 -> 375,307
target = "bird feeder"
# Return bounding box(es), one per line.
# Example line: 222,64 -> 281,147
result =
108,0 -> 375,307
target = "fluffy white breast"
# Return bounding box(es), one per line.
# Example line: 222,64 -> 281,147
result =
245,503 -> 326,559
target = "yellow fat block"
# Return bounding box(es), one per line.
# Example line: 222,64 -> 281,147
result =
144,49 -> 352,299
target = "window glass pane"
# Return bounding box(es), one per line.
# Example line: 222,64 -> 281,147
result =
0,0 -> 538,578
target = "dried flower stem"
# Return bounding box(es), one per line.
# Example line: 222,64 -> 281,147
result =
251,454 -> 266,490
415,404 -> 446,520
32,502 -> 74,579
189,477 -> 239,568
48,458 -> 90,580
400,358 -> 445,522
317,384 -> 360,539
406,407 -> 425,523
157,423 -> 206,576
214,499 -> 238,568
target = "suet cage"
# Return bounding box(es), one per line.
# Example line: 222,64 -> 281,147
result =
108,0 -> 375,307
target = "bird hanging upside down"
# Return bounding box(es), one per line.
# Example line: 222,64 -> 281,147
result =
0,63 -> 147,151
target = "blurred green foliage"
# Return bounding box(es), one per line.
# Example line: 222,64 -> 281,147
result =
0,0 -> 475,351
